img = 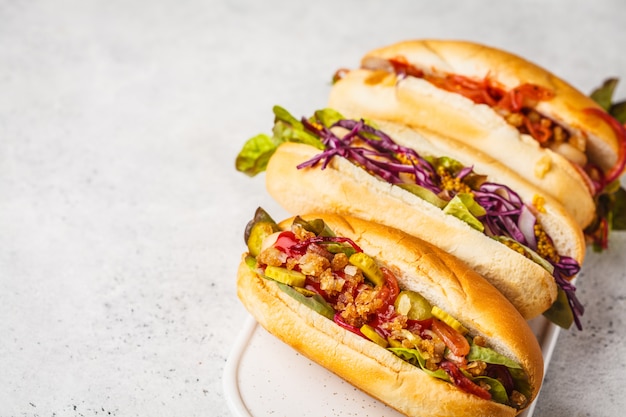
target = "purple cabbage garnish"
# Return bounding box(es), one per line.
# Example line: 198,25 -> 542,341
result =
295,114 -> 584,329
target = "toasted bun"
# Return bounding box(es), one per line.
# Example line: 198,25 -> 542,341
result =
237,213 -> 544,417
360,39 -> 619,172
328,68 -> 597,228
265,140 -> 587,319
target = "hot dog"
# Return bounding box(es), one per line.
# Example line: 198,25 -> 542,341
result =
237,209 -> 544,417
329,39 -> 626,245
235,106 -> 585,328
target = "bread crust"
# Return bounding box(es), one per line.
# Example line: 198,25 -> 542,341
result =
361,39 -> 618,171
266,139 -> 588,319
328,68 -> 597,228
237,213 -> 544,417
367,119 -> 585,263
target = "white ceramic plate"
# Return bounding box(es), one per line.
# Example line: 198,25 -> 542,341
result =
223,313 -> 559,417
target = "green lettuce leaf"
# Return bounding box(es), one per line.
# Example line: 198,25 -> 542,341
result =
472,376 -> 509,404
509,367 -> 533,400
235,133 -> 280,177
272,106 -> 325,149
611,186 -> 626,230
611,101 -> 626,123
235,106 -> 328,177
388,347 -> 450,381
467,345 -> 522,369
590,78 -> 619,111
543,287 -> 574,329
443,194 -> 485,232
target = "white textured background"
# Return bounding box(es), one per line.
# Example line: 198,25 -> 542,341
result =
1,1 -> 625,416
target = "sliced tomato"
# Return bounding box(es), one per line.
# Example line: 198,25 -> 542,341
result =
381,267 -> 400,301
431,319 -> 470,357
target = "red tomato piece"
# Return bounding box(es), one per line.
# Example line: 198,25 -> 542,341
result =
431,319 -> 470,357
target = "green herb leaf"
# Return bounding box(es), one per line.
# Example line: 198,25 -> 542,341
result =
590,78 -> 619,111
610,100 -> 626,124
610,187 -> 626,230
543,287 -> 574,329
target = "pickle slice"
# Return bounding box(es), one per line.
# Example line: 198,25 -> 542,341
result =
360,324 -> 388,348
348,252 -> 384,286
264,266 -> 306,287
394,290 -> 433,320
247,221 -> 279,257
431,305 -> 468,335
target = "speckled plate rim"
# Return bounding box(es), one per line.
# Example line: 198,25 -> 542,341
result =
223,316 -> 257,417
223,314 -> 560,417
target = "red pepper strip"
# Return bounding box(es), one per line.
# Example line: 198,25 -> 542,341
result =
440,361 -> 492,400
584,107 -> 626,184
424,74 -> 500,107
523,117 -> 553,144
497,83 -> 555,113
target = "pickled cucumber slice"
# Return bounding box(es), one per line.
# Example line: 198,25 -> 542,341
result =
431,305 -> 468,335
398,183 -> 447,209
394,290 -> 433,320
348,252 -> 384,286
387,337 -> 403,348
264,266 -> 306,287
276,282 -> 334,320
360,324 -> 388,348
247,221 -> 279,257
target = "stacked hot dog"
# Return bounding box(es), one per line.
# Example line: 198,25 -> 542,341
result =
234,39 -> 626,416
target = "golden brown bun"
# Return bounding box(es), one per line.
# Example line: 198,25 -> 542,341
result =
237,213 -> 544,417
360,39 -> 619,172
374,119 -> 586,262
266,140 -> 586,319
328,68 -> 597,228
